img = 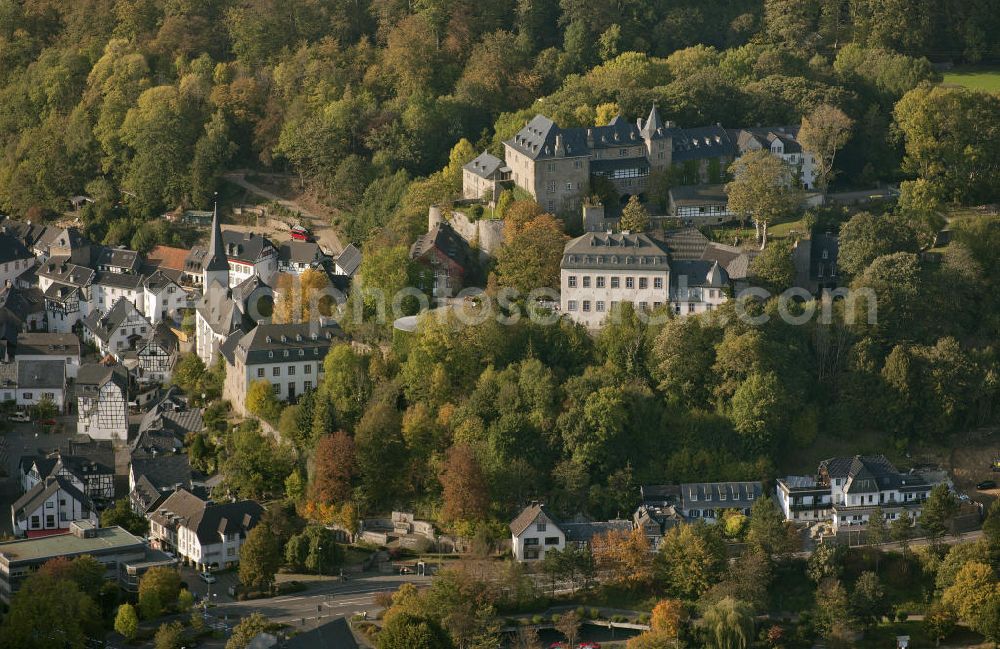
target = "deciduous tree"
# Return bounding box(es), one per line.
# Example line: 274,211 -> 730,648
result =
439,443 -> 490,524
726,149 -> 799,247
798,104 -> 853,189
239,525 -> 281,592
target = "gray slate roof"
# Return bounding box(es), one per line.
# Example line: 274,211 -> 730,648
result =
38,257 -> 95,287
335,244 -> 361,276
230,322 -> 344,366
149,489 -> 263,545
669,184 -> 729,207
95,247 -> 141,272
284,617 -> 359,649
464,151 -> 506,179
222,231 -> 275,263
670,260 -> 728,288
82,298 -> 147,343
76,363 -> 129,395
0,232 -> 34,264
680,481 -> 763,510
15,333 -> 80,358
278,241 -> 324,265
12,475 -> 93,520
562,232 -> 671,271
16,359 -> 65,390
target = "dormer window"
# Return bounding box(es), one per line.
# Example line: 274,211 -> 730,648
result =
266,336 -> 272,343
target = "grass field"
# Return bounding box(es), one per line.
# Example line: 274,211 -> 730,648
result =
941,66 -> 1000,92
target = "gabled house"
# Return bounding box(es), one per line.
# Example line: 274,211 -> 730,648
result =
509,502 -> 566,561
147,489 -> 263,570
38,259 -> 95,333
142,271 -> 191,325
20,449 -> 115,505
409,221 -> 473,299
76,363 -> 130,441
15,332 -> 80,378
0,286 -> 47,344
462,151 -> 511,201
81,297 -> 152,358
222,231 -> 278,288
95,247 -> 141,274
334,244 -> 361,278
16,359 -> 66,411
136,322 -> 179,384
11,475 -> 97,538
776,455 -> 932,533
278,241 -> 326,275
0,232 -> 36,288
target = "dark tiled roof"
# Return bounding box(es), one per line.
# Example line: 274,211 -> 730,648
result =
0,232 -> 34,264
221,231 -> 275,263
43,282 -> 80,302
12,475 -> 93,519
463,151 -> 506,179
231,322 -> 344,366
15,333 -> 79,358
670,259 -> 728,288
335,244 -> 361,276
669,184 -> 729,207
284,617 -> 359,649
96,247 -> 141,272
562,520 -> 632,543
16,359 -> 65,390
37,258 -> 94,287
82,298 -> 147,343
670,125 -> 736,162
505,115 -> 589,160
94,271 -> 145,291
279,241 -> 324,265
205,207 -> 229,272
562,232 -> 671,271
149,489 -> 263,545
410,222 -> 473,268
0,287 -> 46,321
680,481 -> 763,510
76,363 -> 129,394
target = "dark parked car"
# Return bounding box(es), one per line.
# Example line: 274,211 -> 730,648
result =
976,480 -> 997,490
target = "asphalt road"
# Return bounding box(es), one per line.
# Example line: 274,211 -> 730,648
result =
210,574 -> 432,629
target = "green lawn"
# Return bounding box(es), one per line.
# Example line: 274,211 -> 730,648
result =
941,66 -> 1000,93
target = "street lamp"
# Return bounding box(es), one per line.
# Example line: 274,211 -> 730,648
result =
317,545 -> 322,576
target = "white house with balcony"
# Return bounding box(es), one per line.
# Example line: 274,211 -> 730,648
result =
147,489 -> 263,570
776,455 -> 933,533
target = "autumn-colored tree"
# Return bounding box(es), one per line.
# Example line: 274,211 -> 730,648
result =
941,561 -> 1000,625
309,431 -> 356,504
438,443 -> 490,523
503,200 -> 545,233
115,603 -> 139,640
246,379 -> 282,423
619,195 -> 651,232
590,527 -> 653,587
650,598 -> 688,638
494,213 -> 568,294
797,103 -> 853,189
138,566 -> 182,619
273,268 -> 332,324
556,610 -> 582,647
656,523 -> 726,598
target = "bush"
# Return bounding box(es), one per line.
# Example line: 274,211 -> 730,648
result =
532,615 -> 544,625
551,614 -> 560,623
637,613 -> 650,624
611,614 -> 627,623
896,610 -> 908,622
590,607 -> 600,619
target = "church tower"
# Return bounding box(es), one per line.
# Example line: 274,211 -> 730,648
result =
202,200 -> 230,289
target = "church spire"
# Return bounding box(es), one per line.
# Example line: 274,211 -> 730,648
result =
205,195 -> 229,273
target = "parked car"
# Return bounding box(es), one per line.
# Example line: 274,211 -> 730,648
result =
8,412 -> 30,422
578,643 -> 602,649
200,572 -> 217,584
290,225 -> 314,242
976,480 -> 997,490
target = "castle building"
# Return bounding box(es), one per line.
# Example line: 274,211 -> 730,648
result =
496,105 -> 817,214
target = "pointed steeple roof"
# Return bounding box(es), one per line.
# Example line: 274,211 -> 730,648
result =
641,103 -> 665,138
205,201 -> 229,273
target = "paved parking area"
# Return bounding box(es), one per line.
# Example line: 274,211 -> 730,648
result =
178,564 -> 240,603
